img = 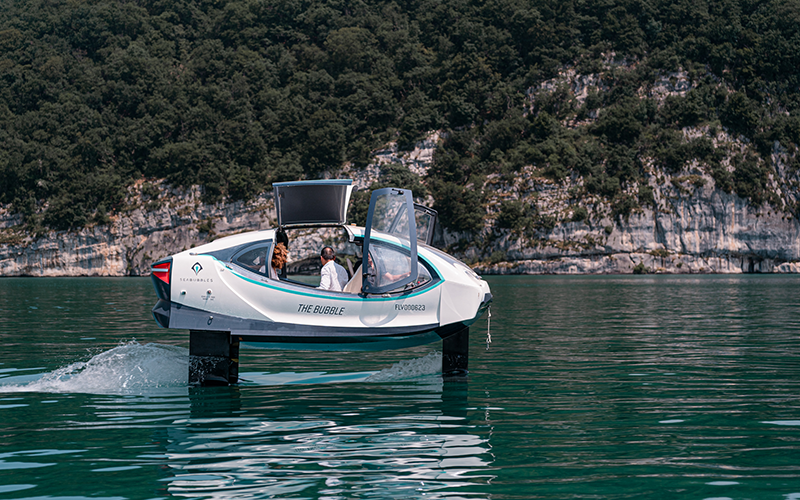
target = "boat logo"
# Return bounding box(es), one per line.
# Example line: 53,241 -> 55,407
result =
191,262 -> 203,275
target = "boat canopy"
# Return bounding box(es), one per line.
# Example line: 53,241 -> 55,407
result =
273,179 -> 354,227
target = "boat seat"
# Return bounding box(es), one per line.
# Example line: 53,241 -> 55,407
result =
343,265 -> 362,294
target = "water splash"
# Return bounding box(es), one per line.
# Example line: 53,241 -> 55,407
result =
0,342 -> 188,394
1,342 -> 444,393
365,351 -> 442,382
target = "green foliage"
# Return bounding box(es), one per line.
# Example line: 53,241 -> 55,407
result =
611,193 -> 638,221
593,98 -> 645,144
535,214 -> 557,232
496,200 -> 533,231
196,218 -> 215,238
709,163 -> 735,193
1,0 -> 799,231
346,190 -> 371,227
141,183 -> 159,200
723,92 -> 761,138
570,206 -> 589,222
638,185 -> 655,207
494,198 -> 558,234
93,204 -> 111,225
430,180 -> 484,233
488,250 -> 507,264
732,153 -> 769,205
346,164 -> 427,227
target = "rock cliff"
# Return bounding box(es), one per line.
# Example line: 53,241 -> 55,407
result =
472,168 -> 800,275
0,136 -> 437,277
1,129 -> 798,276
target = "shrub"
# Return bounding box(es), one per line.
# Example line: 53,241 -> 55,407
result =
571,206 -> 589,222
431,181 -> 484,233
733,153 -> 769,205
197,218 -> 215,235
650,248 -> 670,258
534,214 -> 557,233
611,194 -> 638,220
496,200 -> 532,231
638,185 -> 655,207
141,183 -> 159,200
489,250 -> 507,264
347,190 -> 371,227
593,98 -> 644,144
709,163 -> 734,193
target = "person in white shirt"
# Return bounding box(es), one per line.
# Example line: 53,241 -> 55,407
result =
318,246 -> 349,291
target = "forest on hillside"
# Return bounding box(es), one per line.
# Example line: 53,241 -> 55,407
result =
1,0 -> 800,232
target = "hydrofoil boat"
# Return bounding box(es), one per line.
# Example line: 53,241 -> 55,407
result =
150,180 -> 492,385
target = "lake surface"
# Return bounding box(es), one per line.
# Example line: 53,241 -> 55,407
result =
1,275 -> 800,499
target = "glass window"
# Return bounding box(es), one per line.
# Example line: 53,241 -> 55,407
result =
364,242 -> 434,292
371,195 -> 410,239
414,260 -> 433,287
414,205 -> 437,245
233,244 -> 271,277
363,188 -> 418,293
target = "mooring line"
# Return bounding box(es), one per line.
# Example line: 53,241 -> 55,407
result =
486,306 -> 492,350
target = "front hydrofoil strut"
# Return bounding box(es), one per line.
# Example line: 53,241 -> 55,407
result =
189,330 -> 239,386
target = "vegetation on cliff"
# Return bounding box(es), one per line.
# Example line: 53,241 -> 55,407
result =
1,0 -> 799,231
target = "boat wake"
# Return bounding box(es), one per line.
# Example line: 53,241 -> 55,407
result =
0,342 -> 443,394
365,351 -> 442,382
0,342 -> 188,394
241,351 -> 443,386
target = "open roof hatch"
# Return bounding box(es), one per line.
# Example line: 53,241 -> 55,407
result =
273,179 -> 354,227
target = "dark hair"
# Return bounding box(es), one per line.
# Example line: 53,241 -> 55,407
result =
320,246 -> 335,261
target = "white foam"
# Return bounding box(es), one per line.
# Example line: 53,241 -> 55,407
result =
365,352 -> 442,382
0,342 -> 188,394
763,420 -> 800,426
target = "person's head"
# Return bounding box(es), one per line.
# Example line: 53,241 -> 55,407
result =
272,242 -> 288,269
320,246 -> 335,263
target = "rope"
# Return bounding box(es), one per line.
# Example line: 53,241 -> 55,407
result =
486,306 -> 492,350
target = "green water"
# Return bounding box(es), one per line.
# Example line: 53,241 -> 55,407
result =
1,275 -> 799,499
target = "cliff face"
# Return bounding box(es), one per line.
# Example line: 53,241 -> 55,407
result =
0,136 -> 436,277
472,171 -> 800,274
0,131 -> 798,276
465,67 -> 800,275
0,185 -> 274,276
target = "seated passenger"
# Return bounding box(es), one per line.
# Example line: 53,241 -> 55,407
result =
342,264 -> 362,293
270,242 -> 288,280
318,246 -> 348,291
364,253 -> 410,289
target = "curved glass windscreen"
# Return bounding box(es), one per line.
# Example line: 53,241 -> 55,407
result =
363,242 -> 435,292
362,188 -> 418,294
414,204 -> 437,246
233,243 -> 272,277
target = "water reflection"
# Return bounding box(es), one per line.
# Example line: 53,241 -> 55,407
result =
4,276 -> 800,499
158,380 -> 493,499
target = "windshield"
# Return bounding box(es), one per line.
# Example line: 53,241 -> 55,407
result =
362,188 -> 418,294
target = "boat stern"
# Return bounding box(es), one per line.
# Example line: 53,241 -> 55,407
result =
151,257 -> 172,328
